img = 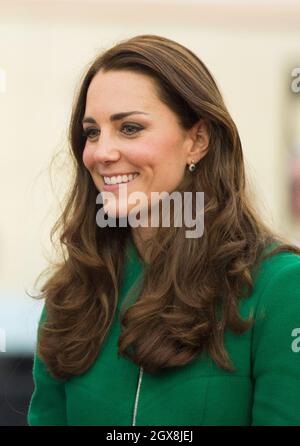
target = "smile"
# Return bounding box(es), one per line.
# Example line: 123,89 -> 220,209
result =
103,173 -> 139,185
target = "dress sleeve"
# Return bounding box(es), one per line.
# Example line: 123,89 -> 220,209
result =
251,258 -> 300,425
27,304 -> 67,426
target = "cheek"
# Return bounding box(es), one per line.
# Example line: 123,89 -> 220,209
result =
82,145 -> 93,170
132,138 -> 167,166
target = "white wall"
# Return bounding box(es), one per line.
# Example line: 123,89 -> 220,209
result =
0,0 -> 300,350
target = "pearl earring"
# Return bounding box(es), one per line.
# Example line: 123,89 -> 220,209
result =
188,160 -> 196,172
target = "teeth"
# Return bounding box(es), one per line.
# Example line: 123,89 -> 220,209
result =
104,173 -> 139,185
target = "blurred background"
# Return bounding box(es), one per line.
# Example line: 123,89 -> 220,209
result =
0,0 -> 300,425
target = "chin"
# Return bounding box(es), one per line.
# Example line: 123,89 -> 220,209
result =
104,203 -> 129,219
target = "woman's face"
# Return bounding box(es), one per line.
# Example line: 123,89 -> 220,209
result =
82,69 -> 195,219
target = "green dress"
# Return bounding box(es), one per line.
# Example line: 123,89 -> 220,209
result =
27,238 -> 300,426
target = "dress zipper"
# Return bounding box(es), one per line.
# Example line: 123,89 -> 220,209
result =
132,366 -> 144,426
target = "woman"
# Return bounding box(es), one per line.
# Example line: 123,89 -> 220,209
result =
27,34 -> 300,426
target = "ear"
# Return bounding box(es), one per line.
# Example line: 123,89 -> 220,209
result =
185,119 -> 210,164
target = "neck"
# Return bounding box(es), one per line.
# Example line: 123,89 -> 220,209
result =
131,226 -> 157,263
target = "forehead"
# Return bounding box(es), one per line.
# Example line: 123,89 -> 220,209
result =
83,69 -> 183,129
86,69 -> 159,110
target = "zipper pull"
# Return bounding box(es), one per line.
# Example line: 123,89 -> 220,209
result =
132,366 -> 144,426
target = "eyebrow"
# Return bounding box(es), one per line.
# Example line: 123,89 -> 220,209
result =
82,111 -> 149,125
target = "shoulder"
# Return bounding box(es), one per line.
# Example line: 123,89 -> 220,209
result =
248,248 -> 300,360
240,248 -> 300,317
249,249 -> 300,425
251,247 -> 300,297
251,249 -> 300,312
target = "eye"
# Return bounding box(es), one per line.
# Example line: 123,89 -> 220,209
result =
82,123 -> 143,140
121,123 -> 143,136
82,128 -> 99,140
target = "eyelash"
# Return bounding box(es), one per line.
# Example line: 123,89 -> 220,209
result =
82,123 -> 143,140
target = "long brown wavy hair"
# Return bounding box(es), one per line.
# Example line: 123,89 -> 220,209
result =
31,34 -> 300,381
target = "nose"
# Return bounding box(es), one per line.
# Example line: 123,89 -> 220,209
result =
92,132 -> 121,164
